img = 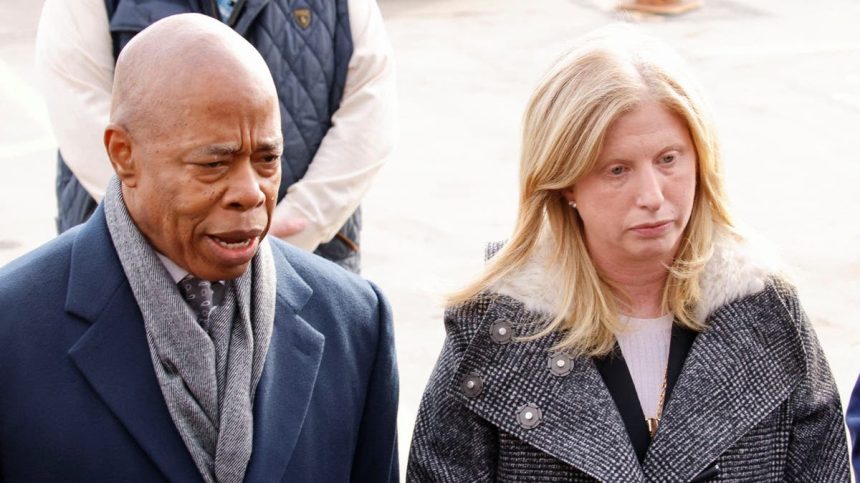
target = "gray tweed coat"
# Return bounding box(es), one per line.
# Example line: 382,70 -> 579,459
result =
407,230 -> 850,482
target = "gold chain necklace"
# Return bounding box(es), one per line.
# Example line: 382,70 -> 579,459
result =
646,371 -> 668,438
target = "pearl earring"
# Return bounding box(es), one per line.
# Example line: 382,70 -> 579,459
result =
568,201 -> 577,209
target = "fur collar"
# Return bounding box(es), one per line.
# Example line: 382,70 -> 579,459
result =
487,226 -> 781,322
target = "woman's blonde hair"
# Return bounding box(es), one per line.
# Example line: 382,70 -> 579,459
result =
449,25 -> 735,357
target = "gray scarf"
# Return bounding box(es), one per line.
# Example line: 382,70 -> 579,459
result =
104,176 -> 276,483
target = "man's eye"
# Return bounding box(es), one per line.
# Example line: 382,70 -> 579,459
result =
205,161 -> 225,168
262,155 -> 280,163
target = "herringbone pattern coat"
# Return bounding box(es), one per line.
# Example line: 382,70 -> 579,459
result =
407,232 -> 849,482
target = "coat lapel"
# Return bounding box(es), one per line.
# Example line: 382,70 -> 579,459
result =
642,284 -> 805,480
65,207 -> 201,482
594,348 -> 650,463
453,295 -> 646,482
244,241 -> 324,483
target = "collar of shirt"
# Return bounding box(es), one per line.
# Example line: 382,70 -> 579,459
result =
618,313 -> 674,334
155,252 -> 190,284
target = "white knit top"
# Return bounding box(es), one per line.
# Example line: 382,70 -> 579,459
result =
615,314 -> 674,419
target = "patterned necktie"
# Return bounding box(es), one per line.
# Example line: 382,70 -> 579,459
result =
178,275 -> 225,330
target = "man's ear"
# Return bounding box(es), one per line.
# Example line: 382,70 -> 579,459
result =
104,124 -> 138,187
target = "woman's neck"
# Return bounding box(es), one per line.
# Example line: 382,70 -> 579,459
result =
592,255 -> 670,319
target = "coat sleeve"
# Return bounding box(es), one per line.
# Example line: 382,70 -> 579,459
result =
779,286 -> 851,481
845,374 -> 860,481
350,281 -> 399,483
406,298 -> 499,482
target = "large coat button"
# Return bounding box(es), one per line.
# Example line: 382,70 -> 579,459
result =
517,404 -> 542,429
547,352 -> 573,376
461,373 -> 484,398
489,319 -> 513,345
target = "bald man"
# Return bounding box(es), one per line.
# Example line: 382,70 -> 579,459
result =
38,0 -> 394,274
0,14 -> 398,483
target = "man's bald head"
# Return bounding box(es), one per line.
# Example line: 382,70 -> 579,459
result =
104,13 -> 283,281
110,13 -> 277,132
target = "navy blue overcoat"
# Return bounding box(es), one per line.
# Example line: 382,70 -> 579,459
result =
0,206 -> 399,482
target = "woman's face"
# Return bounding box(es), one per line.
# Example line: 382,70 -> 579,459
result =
564,100 -> 697,268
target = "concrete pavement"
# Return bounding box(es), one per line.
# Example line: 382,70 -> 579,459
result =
2,0 -> 859,473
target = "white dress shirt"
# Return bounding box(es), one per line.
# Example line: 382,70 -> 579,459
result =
35,0 -> 396,251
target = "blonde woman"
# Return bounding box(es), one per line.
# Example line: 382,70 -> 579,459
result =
407,26 -> 849,482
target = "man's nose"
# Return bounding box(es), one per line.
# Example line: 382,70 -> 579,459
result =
635,166 -> 664,211
226,161 -> 266,210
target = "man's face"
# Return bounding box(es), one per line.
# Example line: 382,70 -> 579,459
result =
128,81 -> 282,281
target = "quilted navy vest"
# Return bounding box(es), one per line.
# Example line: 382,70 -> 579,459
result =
56,0 -> 360,269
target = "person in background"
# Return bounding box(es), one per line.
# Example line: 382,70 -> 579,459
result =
407,25 -> 849,482
0,15 -> 398,482
36,0 -> 396,273
847,374 -> 860,480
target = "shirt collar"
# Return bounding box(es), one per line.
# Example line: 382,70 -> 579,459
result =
155,253 -> 189,283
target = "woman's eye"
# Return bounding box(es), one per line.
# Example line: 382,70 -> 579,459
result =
660,154 -> 676,164
609,165 -> 626,176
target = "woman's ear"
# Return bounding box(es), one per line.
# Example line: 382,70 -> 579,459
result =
562,188 -> 576,205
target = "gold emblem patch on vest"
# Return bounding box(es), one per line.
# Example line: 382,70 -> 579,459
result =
293,8 -> 312,29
